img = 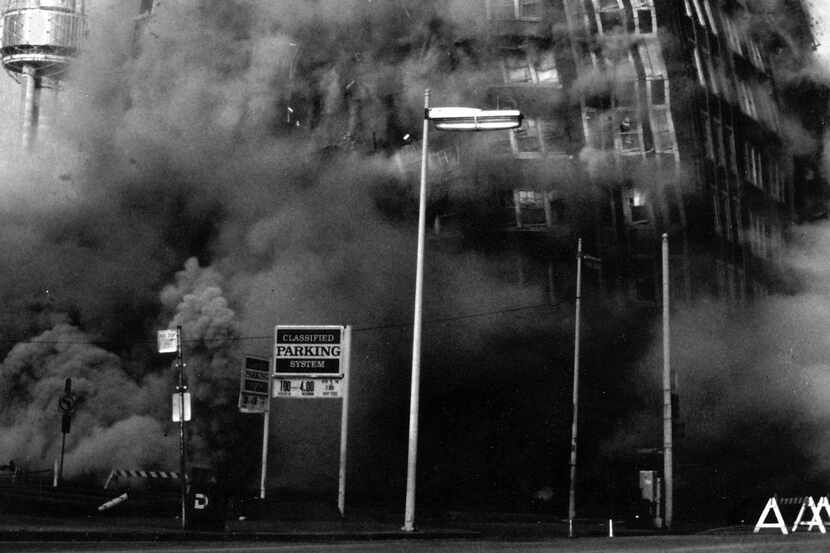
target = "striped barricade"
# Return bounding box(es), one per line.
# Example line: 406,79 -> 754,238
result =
103,469 -> 180,489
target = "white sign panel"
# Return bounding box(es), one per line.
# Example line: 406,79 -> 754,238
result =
157,330 -> 178,353
239,356 -> 271,413
274,325 -> 349,378
273,378 -> 343,399
171,392 -> 191,422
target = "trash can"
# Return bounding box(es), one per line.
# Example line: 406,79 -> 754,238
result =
187,467 -> 225,530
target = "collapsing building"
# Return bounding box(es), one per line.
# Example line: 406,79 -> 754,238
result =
453,0 -> 826,305
262,0 -> 828,306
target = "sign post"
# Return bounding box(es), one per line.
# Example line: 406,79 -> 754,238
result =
273,325 -> 351,515
237,356 -> 272,499
57,377 -> 75,487
159,327 -> 188,529
337,326 -> 351,516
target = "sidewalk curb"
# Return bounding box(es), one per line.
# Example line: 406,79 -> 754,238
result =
0,528 -> 481,542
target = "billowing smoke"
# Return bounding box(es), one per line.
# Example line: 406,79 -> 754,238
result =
0,322 -> 174,475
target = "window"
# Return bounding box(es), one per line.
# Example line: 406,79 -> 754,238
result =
705,55 -> 719,95
519,0 -> 542,19
502,49 -> 561,86
534,51 -> 561,86
737,82 -> 758,119
723,195 -> 732,240
702,112 -> 714,161
649,79 -> 666,105
723,17 -> 742,54
512,118 -> 542,154
511,118 -> 569,156
725,126 -> 736,173
636,9 -> 654,33
713,115 -> 725,167
693,48 -> 706,87
489,0 -> 516,20
650,108 -> 675,152
689,0 -> 706,27
745,85 -> 758,119
584,108 -> 615,150
594,0 -> 623,33
489,0 -> 542,20
518,190 -> 543,204
746,40 -> 765,71
639,41 -> 666,78
540,120 -> 568,153
744,143 -> 764,188
748,212 -> 770,259
768,160 -> 784,202
702,0 -> 718,34
504,52 -> 533,83
617,110 -> 642,153
716,62 -> 733,103
600,11 -> 623,32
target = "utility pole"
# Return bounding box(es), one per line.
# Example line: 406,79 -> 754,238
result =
568,238 -> 583,538
177,325 -> 189,530
662,233 -> 673,529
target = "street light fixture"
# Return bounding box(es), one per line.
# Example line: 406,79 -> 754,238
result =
403,89 -> 522,533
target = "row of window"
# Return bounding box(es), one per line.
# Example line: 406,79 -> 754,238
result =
489,0 -> 657,35
500,41 -> 664,89
747,211 -> 783,261
743,143 -> 785,202
510,117 -> 570,156
701,110 -> 786,203
713,196 -> 785,264
693,45 -> 781,133
589,0 -> 656,35
508,111 -> 673,158
684,0 -> 765,72
487,0 -> 542,21
502,49 -> 561,86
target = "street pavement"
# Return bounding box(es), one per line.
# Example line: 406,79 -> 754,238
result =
4,533 -> 830,553
2,509 -> 830,552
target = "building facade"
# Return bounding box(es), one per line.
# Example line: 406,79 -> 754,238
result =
460,0 -> 826,306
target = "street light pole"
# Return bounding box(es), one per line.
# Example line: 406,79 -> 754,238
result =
568,238 -> 583,538
662,233 -> 673,529
401,93 -> 522,533
403,89 -> 430,533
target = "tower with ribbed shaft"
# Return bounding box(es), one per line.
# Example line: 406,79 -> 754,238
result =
1,0 -> 85,151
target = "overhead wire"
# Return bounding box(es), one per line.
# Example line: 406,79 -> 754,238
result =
0,300 -> 570,348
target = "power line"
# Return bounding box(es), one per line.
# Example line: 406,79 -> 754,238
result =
0,300 -> 569,348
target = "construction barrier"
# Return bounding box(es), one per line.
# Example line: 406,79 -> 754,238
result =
103,469 -> 180,489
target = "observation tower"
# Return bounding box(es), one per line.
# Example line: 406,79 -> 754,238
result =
1,0 -> 86,150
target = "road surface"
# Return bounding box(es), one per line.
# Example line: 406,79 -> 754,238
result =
5,533 -> 830,552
